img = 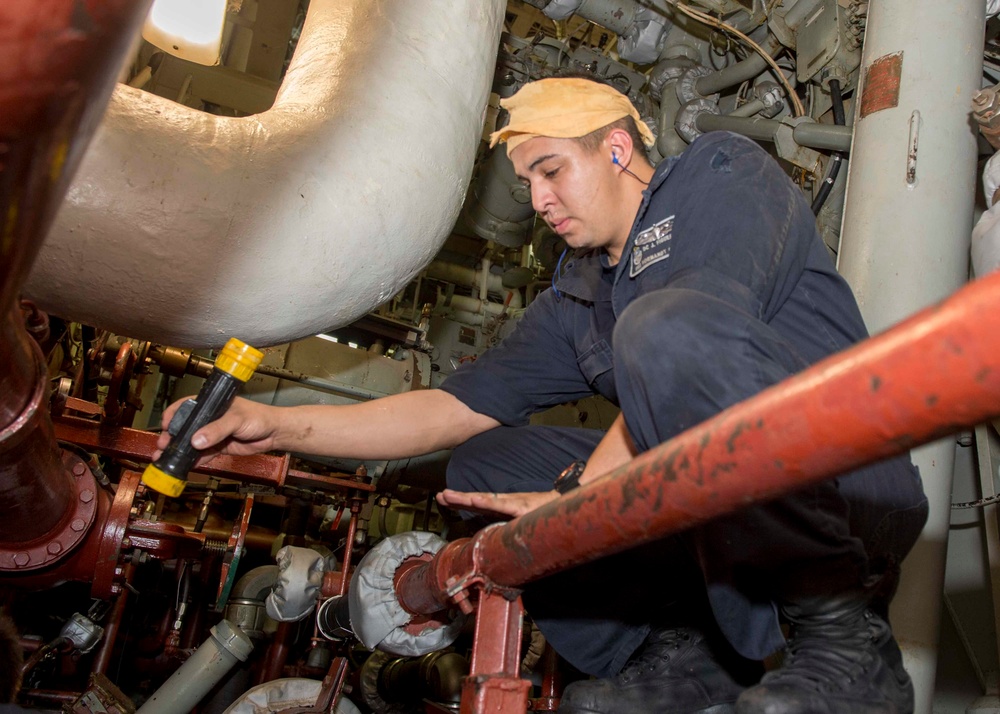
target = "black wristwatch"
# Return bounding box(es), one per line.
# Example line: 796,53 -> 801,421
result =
554,459 -> 586,494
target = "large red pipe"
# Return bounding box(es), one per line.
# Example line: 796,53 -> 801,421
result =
397,269 -> 1000,613
0,1 -> 151,556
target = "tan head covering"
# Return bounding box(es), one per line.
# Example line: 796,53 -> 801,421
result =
489,77 -> 655,157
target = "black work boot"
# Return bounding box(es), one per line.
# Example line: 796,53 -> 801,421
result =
736,598 -> 914,714
558,627 -> 761,714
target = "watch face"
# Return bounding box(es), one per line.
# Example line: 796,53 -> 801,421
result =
555,460 -> 586,493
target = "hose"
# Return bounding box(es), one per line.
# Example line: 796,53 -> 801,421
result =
811,79 -> 846,215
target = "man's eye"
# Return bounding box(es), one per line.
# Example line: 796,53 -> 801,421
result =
544,168 -> 559,179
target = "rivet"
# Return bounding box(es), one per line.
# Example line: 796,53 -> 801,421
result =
13,552 -> 30,567
73,462 -> 86,477
71,518 -> 86,532
122,537 -> 131,548
47,542 -> 62,555
80,489 -> 94,503
110,584 -> 121,595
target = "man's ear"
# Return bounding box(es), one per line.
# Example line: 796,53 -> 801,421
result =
606,127 -> 636,168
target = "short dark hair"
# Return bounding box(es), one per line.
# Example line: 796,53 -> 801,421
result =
548,69 -> 651,163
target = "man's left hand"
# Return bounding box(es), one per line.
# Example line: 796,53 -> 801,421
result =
436,489 -> 559,519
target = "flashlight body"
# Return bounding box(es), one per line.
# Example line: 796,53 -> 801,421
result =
142,337 -> 262,496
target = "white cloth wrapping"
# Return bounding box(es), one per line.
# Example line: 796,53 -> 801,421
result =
972,152 -> 1000,277
265,546 -> 332,622
349,532 -> 467,656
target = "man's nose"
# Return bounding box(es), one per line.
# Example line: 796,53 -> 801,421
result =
531,184 -> 552,214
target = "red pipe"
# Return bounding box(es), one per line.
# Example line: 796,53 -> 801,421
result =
397,269 -> 1000,611
0,0 -> 154,571
0,311 -> 72,544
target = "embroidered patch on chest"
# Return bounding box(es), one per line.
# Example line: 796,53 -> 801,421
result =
630,215 -> 674,278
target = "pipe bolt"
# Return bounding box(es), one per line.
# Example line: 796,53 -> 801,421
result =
71,518 -> 86,532
13,553 -> 30,567
47,542 -> 62,555
73,462 -> 86,477
80,489 -> 94,503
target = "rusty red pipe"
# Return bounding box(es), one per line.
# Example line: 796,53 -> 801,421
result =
0,0 -> 152,570
397,269 -> 1000,612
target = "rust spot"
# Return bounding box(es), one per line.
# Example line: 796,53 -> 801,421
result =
871,375 -> 881,392
726,421 -> 745,454
925,395 -> 938,407
860,52 -> 903,119
774,459 -> 784,470
662,450 -> 679,483
977,367 -> 992,383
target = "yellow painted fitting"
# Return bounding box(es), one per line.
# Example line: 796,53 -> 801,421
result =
142,463 -> 187,497
214,337 -> 263,383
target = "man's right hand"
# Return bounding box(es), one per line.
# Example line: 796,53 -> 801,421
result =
153,396 -> 280,461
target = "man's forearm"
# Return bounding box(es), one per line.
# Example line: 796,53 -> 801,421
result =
274,389 -> 500,460
580,412 -> 637,485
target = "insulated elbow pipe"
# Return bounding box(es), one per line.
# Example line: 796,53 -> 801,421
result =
395,269 -> 1000,617
26,0 -> 505,348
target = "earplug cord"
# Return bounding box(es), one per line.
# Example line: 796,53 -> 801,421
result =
613,154 -> 650,186
551,247 -> 568,298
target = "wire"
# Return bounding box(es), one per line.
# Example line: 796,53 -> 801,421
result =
665,0 -> 806,117
811,78 -> 845,215
551,248 -> 569,299
619,164 -> 650,185
953,493 -> 1000,509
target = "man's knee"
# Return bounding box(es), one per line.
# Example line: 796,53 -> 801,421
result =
614,289 -> 742,379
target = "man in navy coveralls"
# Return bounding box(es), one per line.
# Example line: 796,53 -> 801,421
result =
162,75 -> 928,714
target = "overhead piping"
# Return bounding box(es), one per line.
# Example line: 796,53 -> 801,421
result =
25,0 -> 505,348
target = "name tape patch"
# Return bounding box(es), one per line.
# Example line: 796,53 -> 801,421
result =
630,215 -> 674,278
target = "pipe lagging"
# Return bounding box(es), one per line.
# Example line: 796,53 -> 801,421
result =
695,113 -> 852,152
394,267 -> 1000,613
136,620 -> 253,714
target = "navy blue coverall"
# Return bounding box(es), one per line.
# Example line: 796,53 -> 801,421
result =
440,132 -> 928,678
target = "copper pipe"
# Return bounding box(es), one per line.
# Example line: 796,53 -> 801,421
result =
0,0 -> 154,569
397,270 -> 1000,613
0,0 -> 153,314
0,311 -> 71,544
92,562 -> 135,675
21,689 -> 79,705
260,621 -> 294,684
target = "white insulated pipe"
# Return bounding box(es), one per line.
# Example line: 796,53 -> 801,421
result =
836,1 -> 983,712
25,0 -> 505,347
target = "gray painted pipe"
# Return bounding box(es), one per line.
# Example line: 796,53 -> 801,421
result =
576,0 -> 639,36
137,620 -> 253,714
695,113 -> 853,152
695,33 -> 783,96
728,98 -> 766,118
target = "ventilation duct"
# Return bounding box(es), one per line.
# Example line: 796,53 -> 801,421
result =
25,0 -> 505,347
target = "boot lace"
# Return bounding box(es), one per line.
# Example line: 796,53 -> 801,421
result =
768,611 -> 877,693
618,629 -> 693,684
